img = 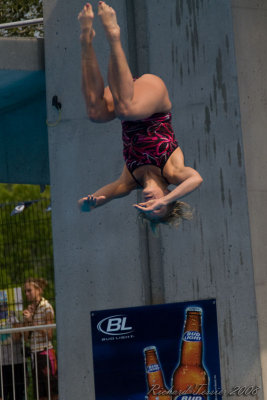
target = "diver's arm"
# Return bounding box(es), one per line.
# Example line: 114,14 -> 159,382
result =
162,167 -> 203,205
78,165 -> 137,211
134,167 -> 202,212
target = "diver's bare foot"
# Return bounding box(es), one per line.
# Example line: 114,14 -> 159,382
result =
78,3 -> 95,42
98,1 -> 120,42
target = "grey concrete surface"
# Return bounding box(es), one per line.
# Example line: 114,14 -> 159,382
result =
43,1 -> 145,398
0,37 -> 44,71
232,0 -> 267,395
43,0 -> 263,399
232,0 -> 267,8
146,0 -> 262,394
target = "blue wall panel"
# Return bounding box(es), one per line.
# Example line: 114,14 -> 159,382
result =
0,70 -> 49,184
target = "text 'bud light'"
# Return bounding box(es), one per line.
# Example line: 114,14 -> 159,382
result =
183,331 -> 202,342
147,364 -> 161,373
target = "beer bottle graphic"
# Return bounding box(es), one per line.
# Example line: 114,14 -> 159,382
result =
144,346 -> 172,400
172,307 -> 209,400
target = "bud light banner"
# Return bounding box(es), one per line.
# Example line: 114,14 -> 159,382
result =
91,299 -> 222,400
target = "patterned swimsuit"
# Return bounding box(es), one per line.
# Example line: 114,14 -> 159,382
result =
122,112 -> 179,185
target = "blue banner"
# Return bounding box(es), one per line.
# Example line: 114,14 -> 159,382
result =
91,299 -> 222,400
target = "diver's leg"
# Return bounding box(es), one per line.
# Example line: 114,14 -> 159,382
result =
79,3 -> 114,121
98,1 -> 172,120
98,2 -> 134,112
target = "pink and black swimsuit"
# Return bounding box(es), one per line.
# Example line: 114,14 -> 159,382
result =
121,111 -> 179,186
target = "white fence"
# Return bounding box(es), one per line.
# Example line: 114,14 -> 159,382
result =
0,324 -> 57,400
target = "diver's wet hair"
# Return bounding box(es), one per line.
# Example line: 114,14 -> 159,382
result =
138,201 -> 193,233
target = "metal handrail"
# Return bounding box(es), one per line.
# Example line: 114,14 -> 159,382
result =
0,323 -> 56,334
0,18 -> 43,30
0,323 -> 57,400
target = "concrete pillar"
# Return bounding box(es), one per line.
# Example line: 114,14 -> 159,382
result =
145,0 -> 262,394
43,0 -> 263,398
232,0 -> 267,395
43,2 -> 147,398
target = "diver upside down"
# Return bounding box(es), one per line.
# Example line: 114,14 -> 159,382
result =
78,1 -> 203,227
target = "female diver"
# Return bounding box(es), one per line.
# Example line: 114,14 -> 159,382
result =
78,1 -> 203,227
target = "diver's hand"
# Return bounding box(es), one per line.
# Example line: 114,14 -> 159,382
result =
78,195 -> 106,212
133,198 -> 165,213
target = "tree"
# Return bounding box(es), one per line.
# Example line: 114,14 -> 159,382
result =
0,0 -> 43,37
0,184 -> 54,304
0,185 -> 56,400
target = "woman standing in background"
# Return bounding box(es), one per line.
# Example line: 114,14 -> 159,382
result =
23,278 -> 58,400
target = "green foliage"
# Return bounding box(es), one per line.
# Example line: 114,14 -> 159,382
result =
0,183 -> 50,203
0,0 -> 43,37
0,185 -> 57,399
0,184 -> 54,304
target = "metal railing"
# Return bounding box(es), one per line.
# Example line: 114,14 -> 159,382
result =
0,324 -> 57,400
0,18 -> 44,30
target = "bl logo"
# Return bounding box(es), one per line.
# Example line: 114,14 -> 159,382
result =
97,315 -> 134,336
